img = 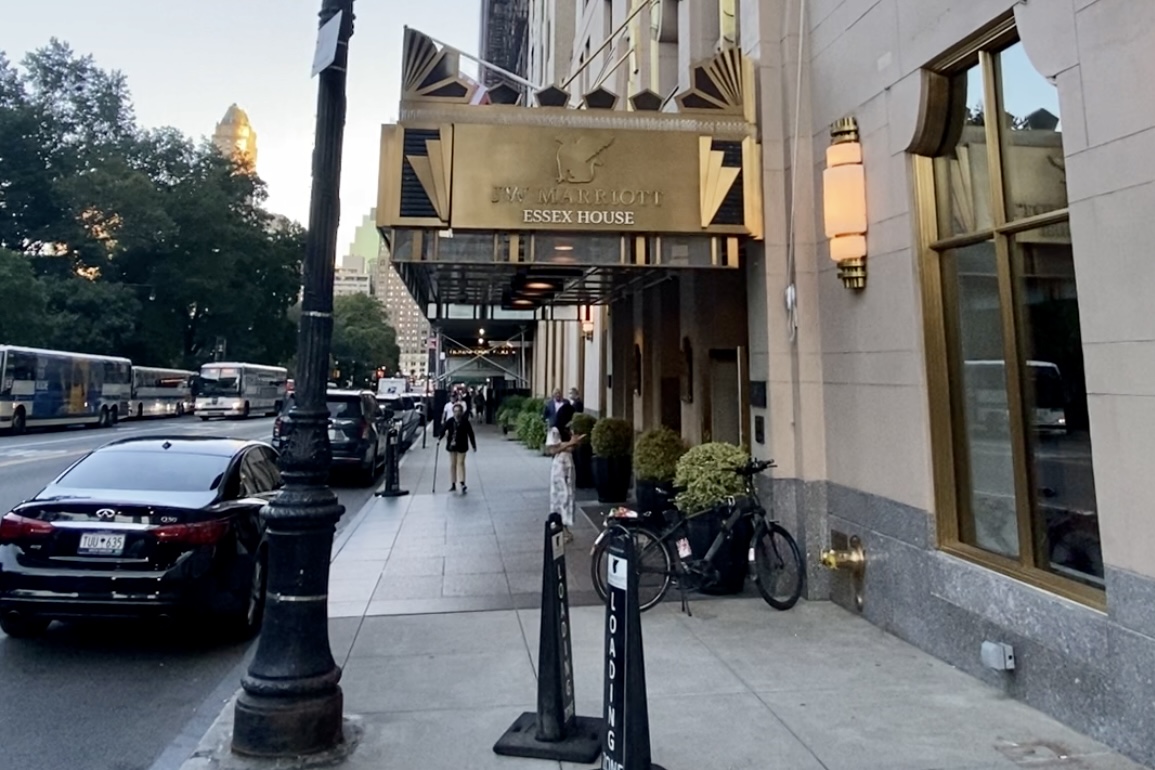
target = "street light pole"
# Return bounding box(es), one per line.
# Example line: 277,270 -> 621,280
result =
231,0 -> 354,757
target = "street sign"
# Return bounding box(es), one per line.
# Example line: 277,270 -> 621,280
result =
311,10 -> 343,77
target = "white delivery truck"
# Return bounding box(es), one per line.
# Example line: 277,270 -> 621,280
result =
376,377 -> 409,397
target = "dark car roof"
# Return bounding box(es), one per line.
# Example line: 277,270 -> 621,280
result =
97,436 -> 265,457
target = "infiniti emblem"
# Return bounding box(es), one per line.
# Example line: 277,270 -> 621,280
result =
95,508 -> 116,520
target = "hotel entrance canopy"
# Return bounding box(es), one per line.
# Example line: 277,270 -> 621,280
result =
378,29 -> 764,312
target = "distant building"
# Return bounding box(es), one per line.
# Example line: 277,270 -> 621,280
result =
212,104 -> 258,171
373,237 -> 430,381
333,267 -> 371,298
479,0 -> 529,88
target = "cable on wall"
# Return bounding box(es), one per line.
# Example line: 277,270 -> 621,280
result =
784,0 -> 808,344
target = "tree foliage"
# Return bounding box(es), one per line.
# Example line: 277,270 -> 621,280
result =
330,294 -> 400,388
0,40 -> 327,370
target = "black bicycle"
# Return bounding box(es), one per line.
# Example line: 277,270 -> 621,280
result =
589,459 -> 804,613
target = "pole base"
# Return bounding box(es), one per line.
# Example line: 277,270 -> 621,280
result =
231,688 -> 344,758
493,712 -> 603,763
376,488 -> 410,497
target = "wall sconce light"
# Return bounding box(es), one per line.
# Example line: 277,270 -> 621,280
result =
581,319 -> 595,341
823,116 -> 867,290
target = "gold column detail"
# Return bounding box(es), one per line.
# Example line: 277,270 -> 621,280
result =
700,136 -> 741,228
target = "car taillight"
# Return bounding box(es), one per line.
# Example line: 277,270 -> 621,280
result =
273,417 -> 283,439
0,512 -> 54,544
152,519 -> 230,546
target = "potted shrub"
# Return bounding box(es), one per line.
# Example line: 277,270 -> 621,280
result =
673,442 -> 752,595
591,418 -> 633,503
571,413 -> 597,489
633,427 -> 687,515
515,398 -> 547,451
496,395 -> 527,435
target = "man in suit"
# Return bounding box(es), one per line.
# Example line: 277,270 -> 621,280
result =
542,388 -> 565,427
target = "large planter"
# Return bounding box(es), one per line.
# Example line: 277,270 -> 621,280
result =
593,455 -> 632,503
685,506 -> 753,595
634,479 -> 675,516
574,443 -> 595,489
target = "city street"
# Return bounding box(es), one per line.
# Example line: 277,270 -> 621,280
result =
0,416 -> 378,770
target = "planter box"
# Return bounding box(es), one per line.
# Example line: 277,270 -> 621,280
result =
574,443 -> 595,489
634,479 -> 675,516
592,455 -> 632,503
685,506 -> 753,595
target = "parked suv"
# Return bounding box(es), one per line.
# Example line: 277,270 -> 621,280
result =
272,390 -> 386,484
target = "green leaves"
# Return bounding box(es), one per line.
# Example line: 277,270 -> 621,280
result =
673,442 -> 750,514
633,427 -> 688,482
330,293 -> 400,387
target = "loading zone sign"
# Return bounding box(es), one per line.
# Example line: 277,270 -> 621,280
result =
603,551 -> 628,768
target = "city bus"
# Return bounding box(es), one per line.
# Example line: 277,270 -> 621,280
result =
127,366 -> 196,419
194,362 -> 288,420
0,345 -> 132,434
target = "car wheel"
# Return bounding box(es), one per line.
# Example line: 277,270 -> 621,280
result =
0,613 -> 51,639
110,407 -> 119,425
242,402 -> 251,419
11,409 -> 26,435
136,403 -> 144,419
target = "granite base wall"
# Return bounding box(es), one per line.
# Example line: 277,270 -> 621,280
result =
767,476 -> 1155,767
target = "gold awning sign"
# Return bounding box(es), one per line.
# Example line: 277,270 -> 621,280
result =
379,122 -> 761,237
377,29 -> 763,240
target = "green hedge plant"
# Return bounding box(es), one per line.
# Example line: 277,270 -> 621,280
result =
633,427 -> 687,483
570,413 -> 597,442
673,442 -> 750,514
496,395 -> 527,427
591,418 -> 633,458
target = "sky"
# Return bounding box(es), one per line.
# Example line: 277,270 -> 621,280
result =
0,0 -> 480,256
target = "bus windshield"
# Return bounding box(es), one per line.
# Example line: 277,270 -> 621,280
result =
198,368 -> 242,396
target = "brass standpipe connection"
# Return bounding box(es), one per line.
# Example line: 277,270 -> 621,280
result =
820,540 -> 865,574
820,535 -> 866,610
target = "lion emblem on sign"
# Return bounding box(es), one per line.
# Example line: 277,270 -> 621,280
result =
554,135 -> 615,184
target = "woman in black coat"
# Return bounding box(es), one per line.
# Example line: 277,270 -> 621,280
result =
442,402 -> 477,493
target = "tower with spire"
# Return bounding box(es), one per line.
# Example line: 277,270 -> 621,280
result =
212,104 -> 258,171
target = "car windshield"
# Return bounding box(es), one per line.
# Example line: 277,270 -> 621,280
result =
55,450 -> 232,492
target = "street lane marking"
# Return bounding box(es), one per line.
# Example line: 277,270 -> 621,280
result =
0,448 -> 87,469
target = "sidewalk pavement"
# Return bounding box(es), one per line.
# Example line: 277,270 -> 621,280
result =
182,424 -> 1150,770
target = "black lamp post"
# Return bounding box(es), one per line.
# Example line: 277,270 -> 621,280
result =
230,0 -> 354,757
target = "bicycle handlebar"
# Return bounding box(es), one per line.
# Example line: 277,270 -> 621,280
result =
733,458 -> 776,477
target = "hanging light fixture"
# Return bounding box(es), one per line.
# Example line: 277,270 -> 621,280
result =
822,116 -> 868,290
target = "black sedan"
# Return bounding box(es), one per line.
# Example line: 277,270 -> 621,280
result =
0,437 -> 279,639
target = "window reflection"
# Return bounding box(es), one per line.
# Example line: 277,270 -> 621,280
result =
998,42 -> 1067,222
934,65 -> 993,237
944,242 -> 1020,558
1012,227 -> 1102,587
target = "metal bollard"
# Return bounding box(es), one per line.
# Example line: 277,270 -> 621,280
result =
376,422 -> 410,498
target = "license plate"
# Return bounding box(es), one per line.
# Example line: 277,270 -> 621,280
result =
78,533 -> 126,556
677,537 -> 692,559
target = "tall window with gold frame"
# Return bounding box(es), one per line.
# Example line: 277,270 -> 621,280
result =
914,22 -> 1102,604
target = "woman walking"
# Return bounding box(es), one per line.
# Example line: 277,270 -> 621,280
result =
544,403 -> 584,541
442,402 -> 477,493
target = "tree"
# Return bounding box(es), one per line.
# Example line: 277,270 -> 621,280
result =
330,294 -> 399,388
0,41 -> 306,370
0,248 -> 50,345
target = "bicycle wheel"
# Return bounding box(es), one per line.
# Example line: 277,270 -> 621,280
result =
752,522 -> 804,610
590,528 -> 673,612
